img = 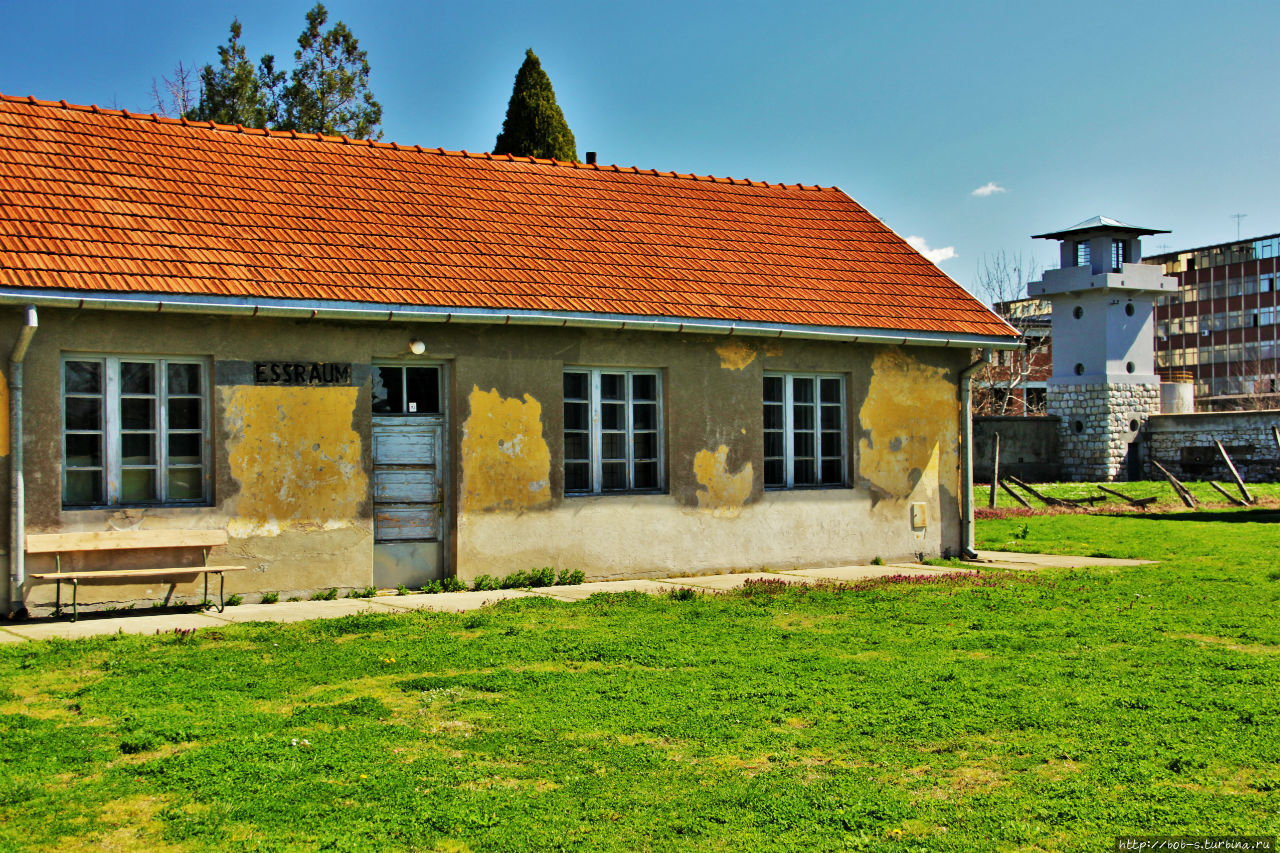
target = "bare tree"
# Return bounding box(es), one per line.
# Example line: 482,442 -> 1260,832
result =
972,251 -> 1047,416
150,61 -> 196,118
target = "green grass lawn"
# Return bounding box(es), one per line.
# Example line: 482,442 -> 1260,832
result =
977,479 -> 1280,512
2,509 -> 1279,851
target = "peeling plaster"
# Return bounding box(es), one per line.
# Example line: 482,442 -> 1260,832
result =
858,348 -> 957,502
693,445 -> 753,517
221,386 -> 368,538
460,386 -> 551,513
714,339 -> 783,370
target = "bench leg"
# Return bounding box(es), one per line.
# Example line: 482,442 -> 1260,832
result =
70,579 -> 79,623
55,579 -> 62,619
218,572 -> 226,613
204,572 -> 209,610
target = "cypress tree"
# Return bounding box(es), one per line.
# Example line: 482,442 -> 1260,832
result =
493,49 -> 578,162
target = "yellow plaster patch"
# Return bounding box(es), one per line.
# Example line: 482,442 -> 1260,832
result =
221,386 -> 368,538
715,339 -> 758,370
858,348 -> 958,501
693,445 -> 753,517
460,387 -> 551,513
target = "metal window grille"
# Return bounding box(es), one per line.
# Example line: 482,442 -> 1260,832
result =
763,373 -> 847,489
62,356 -> 210,507
563,369 -> 664,494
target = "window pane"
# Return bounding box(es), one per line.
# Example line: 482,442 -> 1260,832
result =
601,462 -> 627,490
792,378 -> 814,403
167,363 -> 201,395
632,374 -> 656,401
794,431 -> 815,459
64,470 -> 102,505
794,458 -> 816,485
601,432 -> 626,461
600,373 -> 625,401
764,404 -> 783,430
821,459 -> 843,484
371,366 -> 403,413
634,461 -> 658,489
65,433 -> 101,467
764,431 -> 784,458
121,398 -> 154,430
121,469 -> 157,502
632,403 -> 657,430
121,362 -> 155,394
601,403 -> 625,430
65,361 -> 102,393
405,367 -> 440,414
169,398 -> 201,430
169,433 -> 202,465
764,459 -> 785,488
763,375 -> 783,403
564,432 -> 590,461
633,432 -> 656,460
821,432 -> 842,457
564,462 -> 591,492
820,378 -> 842,404
563,372 -> 588,399
167,468 -> 204,500
564,402 -> 589,431
821,405 -> 842,430
65,397 -> 101,431
122,433 -> 155,465
793,404 -> 814,431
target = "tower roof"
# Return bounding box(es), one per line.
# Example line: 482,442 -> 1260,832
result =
1032,216 -> 1169,241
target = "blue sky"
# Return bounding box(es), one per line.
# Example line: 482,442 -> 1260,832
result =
4,0 -> 1279,295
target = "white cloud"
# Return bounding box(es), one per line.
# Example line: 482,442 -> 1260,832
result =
906,235 -> 957,265
971,182 -> 1007,197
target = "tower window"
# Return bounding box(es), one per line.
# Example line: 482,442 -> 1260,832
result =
1111,239 -> 1128,272
1075,241 -> 1091,268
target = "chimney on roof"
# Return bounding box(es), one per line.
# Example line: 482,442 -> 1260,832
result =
585,151 -> 597,165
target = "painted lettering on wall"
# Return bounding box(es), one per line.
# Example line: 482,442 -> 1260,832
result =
254,362 -> 352,386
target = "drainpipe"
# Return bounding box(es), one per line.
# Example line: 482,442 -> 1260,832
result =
959,349 -> 991,561
8,306 -> 37,617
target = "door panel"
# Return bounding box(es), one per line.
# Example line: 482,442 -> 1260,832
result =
372,412 -> 444,586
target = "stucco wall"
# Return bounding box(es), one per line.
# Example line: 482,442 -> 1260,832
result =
0,306 -> 971,609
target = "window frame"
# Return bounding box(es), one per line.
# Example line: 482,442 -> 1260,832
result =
61,355 -> 212,509
562,367 -> 665,496
763,371 -> 848,490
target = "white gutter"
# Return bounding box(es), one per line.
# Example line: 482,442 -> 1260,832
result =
959,349 -> 991,561
0,289 -> 1023,351
8,305 -> 37,616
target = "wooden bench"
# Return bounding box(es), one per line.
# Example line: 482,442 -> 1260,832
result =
27,529 -> 246,621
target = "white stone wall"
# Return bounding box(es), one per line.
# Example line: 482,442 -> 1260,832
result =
1048,383 -> 1160,481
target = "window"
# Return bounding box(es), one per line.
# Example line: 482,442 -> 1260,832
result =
563,369 -> 663,494
1074,240 -> 1091,269
1111,239 -> 1127,272
372,365 -> 440,414
63,357 -> 209,507
763,373 -> 846,489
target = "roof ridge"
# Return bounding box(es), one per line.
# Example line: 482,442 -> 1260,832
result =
0,91 -> 831,192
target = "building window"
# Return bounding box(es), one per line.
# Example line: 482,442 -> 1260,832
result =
62,357 -> 209,507
1075,241 -> 1091,268
1111,239 -> 1127,272
763,373 -> 846,489
563,369 -> 663,494
372,365 -> 440,414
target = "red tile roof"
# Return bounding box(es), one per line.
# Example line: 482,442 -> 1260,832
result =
0,94 -> 1015,339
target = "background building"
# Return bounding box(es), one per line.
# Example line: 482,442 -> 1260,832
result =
1146,234 -> 1280,410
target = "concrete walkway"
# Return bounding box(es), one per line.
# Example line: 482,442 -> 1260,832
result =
0,550 -> 1156,643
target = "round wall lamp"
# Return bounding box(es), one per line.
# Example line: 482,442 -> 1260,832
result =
408,339 -> 427,355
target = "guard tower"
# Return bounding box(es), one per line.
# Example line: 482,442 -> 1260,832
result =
1028,216 -> 1176,481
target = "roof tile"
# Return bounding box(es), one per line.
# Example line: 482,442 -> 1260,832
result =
0,94 -> 1014,338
